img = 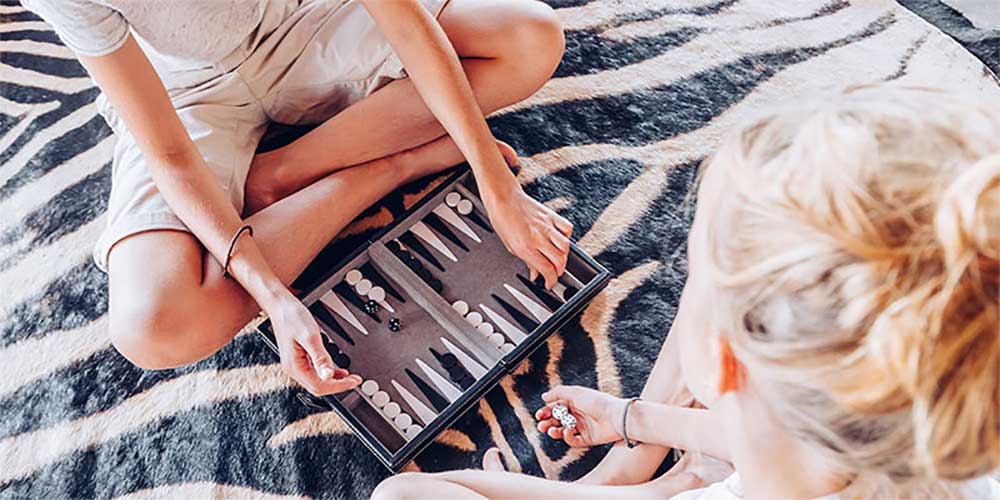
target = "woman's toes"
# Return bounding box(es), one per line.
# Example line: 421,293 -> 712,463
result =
482,447 -> 506,471
496,140 -> 520,167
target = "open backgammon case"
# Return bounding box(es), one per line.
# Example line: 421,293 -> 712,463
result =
257,168 -> 610,471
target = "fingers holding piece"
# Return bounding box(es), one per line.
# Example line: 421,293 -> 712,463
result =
300,329 -> 335,380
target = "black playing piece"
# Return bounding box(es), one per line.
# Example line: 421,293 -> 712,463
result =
320,332 -> 340,355
429,277 -> 444,293
423,212 -> 469,252
364,299 -> 381,315
405,368 -> 450,412
360,261 -> 405,303
333,282 -> 381,322
333,352 -> 351,369
430,348 -> 458,369
516,274 -> 563,311
388,317 -> 401,332
446,365 -> 467,382
535,274 -> 578,301
400,232 -> 445,272
458,375 -> 475,390
416,266 -> 434,282
385,239 -> 402,253
308,302 -> 355,346
491,293 -> 540,332
465,210 -> 494,234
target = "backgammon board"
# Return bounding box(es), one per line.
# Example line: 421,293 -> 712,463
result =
257,168 -> 610,471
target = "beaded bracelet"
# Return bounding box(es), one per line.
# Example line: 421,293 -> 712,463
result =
622,396 -> 641,448
222,224 -> 254,279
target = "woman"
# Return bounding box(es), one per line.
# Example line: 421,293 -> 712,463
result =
373,86 -> 1000,498
23,0 -> 573,396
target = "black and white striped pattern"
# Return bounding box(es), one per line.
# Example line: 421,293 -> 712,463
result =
2,1 -> 998,498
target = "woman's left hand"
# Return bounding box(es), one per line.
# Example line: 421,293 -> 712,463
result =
483,184 -> 573,289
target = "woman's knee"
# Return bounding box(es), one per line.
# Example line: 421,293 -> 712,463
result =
108,292 -> 216,370
505,1 -> 565,86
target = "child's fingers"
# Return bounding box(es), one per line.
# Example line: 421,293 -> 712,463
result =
563,427 -> 587,447
537,419 -> 556,434
547,426 -> 564,440
535,405 -> 553,421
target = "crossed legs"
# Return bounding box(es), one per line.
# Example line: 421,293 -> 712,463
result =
107,0 -> 564,369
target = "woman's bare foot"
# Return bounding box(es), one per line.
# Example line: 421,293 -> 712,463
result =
482,447 -> 507,472
244,139 -> 518,216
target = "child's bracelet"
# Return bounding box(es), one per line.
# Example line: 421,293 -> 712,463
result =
622,397 -> 641,448
222,224 -> 254,279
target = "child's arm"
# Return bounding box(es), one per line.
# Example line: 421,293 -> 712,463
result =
359,0 -> 572,289
538,386 -> 732,462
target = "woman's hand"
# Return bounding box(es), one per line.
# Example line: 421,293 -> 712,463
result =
535,385 -> 628,447
483,184 -> 573,289
267,296 -> 362,396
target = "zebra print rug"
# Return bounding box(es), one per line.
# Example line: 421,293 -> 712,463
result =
2,1 -> 998,498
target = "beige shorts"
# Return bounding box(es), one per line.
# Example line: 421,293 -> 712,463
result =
94,0 -> 449,272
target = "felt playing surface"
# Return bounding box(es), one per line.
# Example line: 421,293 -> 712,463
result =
1,1 -> 998,498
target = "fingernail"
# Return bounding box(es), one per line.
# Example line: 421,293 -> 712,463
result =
317,366 -> 332,380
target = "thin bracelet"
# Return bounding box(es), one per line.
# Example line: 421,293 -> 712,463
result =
222,224 -> 254,279
622,396 -> 641,448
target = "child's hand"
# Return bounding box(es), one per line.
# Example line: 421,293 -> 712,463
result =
535,386 -> 627,447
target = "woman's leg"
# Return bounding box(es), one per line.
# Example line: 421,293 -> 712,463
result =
107,135 -> 491,369
245,0 -> 565,211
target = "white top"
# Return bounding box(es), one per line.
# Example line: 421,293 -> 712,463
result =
670,473 -> 1000,500
22,0 -> 265,65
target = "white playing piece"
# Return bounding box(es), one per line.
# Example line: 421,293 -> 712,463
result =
356,279 -> 373,295
441,337 -> 488,378
416,358 -> 462,402
360,380 -> 379,396
345,269 -> 363,286
445,192 -> 462,208
320,291 -> 368,335
499,343 -> 516,355
457,199 -> 474,215
394,413 -> 413,430
452,300 -> 469,316
488,333 -> 505,347
372,391 -> 390,408
392,379 -> 439,425
367,286 -> 394,313
476,322 -> 494,335
480,304 -> 528,343
464,311 -> 483,327
504,283 -> 554,322
383,402 -> 401,418
433,204 -> 481,243
404,424 -> 423,440
410,221 -> 458,262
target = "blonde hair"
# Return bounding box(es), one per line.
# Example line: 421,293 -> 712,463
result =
703,86 -> 999,493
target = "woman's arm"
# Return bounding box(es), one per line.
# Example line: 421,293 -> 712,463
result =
79,35 -> 358,395
360,0 -> 573,289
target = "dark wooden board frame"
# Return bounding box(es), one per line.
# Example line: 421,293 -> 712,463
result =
256,166 -> 611,471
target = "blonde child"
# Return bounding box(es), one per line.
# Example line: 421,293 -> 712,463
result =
372,85 -> 1000,499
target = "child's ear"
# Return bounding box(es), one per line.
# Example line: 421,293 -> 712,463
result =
717,336 -> 746,394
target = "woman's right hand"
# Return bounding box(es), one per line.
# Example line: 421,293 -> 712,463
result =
267,295 -> 362,396
535,386 -> 628,447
